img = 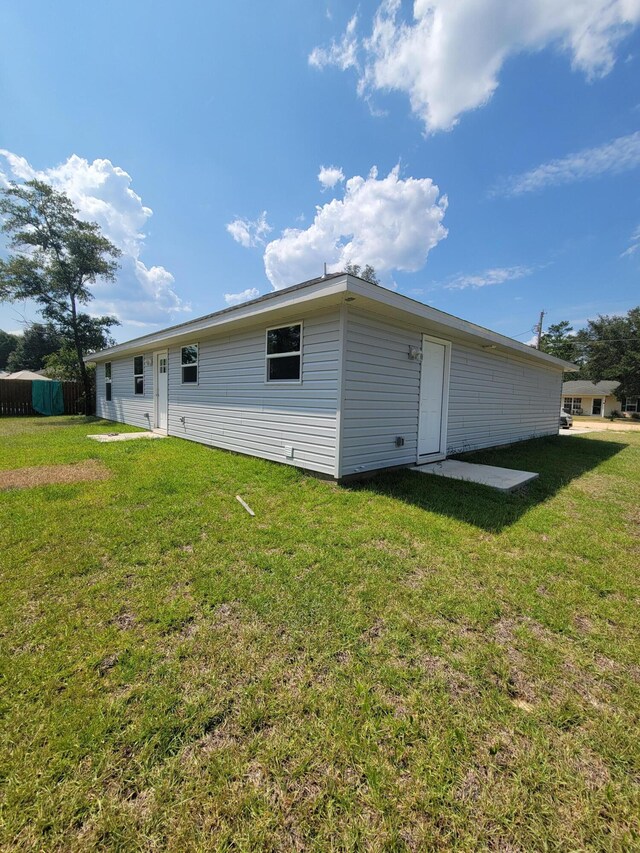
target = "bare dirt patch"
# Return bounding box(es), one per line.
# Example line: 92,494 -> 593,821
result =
111,611 -> 137,631
572,749 -> 611,790
361,618 -> 385,643
0,460 -> 110,490
420,653 -> 479,698
492,618 -> 544,705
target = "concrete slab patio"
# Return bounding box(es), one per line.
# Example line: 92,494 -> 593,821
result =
411,459 -> 539,492
88,431 -> 166,443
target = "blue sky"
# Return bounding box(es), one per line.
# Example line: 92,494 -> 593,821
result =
1,0 -> 639,344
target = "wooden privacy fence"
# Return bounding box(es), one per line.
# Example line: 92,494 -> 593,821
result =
0,379 -> 85,416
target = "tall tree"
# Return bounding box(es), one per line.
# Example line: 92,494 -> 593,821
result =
5,323 -> 62,372
0,329 -> 19,369
538,320 -> 583,378
578,307 -> 640,401
0,180 -> 120,411
44,317 -> 116,381
344,262 -> 381,285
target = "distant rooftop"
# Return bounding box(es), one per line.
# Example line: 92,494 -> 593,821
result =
562,379 -> 620,395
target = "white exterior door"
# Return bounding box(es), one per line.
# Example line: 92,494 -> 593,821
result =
418,335 -> 450,459
155,350 -> 168,431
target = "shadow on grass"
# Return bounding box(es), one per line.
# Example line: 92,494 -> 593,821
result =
344,435 -> 627,532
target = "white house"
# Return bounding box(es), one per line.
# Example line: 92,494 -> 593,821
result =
562,379 -> 636,417
86,273 -> 576,480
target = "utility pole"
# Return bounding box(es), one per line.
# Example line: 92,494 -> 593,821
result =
535,310 -> 545,350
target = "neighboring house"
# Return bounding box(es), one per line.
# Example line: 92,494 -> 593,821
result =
4,370 -> 52,381
86,273 -> 576,480
561,379 -> 632,417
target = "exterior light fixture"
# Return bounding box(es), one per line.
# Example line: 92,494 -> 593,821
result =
144,356 -> 153,367
408,345 -> 423,362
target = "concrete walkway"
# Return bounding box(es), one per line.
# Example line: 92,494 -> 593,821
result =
88,431 -> 166,443
411,459 -> 538,492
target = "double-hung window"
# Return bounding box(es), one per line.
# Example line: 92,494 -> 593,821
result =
134,356 -> 144,395
266,323 -> 302,382
105,362 -> 112,401
622,397 -> 638,413
563,396 -> 582,414
181,344 -> 198,384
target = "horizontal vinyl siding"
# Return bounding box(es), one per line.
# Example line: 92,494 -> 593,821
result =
95,354 -> 153,428
446,343 -> 562,454
340,307 -> 563,476
341,309 -> 422,475
166,309 -> 340,475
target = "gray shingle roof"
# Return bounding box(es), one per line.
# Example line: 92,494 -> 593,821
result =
562,380 -> 619,395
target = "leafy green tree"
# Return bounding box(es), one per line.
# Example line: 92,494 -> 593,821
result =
0,180 -> 120,411
539,320 -> 583,379
5,323 -> 62,372
578,307 -> 640,401
0,329 -> 19,369
344,262 -> 381,285
539,321 -> 578,362
44,318 -> 116,381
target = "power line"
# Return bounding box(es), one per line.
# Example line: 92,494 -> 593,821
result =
511,327 -> 538,340
570,338 -> 640,345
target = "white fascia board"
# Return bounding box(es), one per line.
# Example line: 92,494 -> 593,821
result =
84,276 -> 349,362
344,278 -> 578,372
85,272 -> 576,372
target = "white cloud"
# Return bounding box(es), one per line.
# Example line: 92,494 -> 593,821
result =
226,211 -> 271,248
310,0 -> 640,132
309,13 -> 359,71
224,288 -> 260,306
263,164 -> 448,290
318,165 -> 345,190
621,223 -> 640,257
498,131 -> 640,195
0,151 -> 189,325
444,265 -> 533,290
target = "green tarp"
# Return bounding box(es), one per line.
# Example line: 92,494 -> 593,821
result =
32,380 -> 64,416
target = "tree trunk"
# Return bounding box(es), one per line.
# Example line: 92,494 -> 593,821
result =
70,293 -> 94,415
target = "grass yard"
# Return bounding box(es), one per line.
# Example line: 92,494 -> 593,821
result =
1,417 -> 639,851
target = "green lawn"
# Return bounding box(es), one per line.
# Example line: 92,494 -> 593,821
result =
1,417 -> 639,851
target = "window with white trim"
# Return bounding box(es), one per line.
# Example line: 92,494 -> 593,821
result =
622,396 -> 638,413
563,396 -> 582,414
181,344 -> 198,384
134,356 -> 144,395
266,323 -> 301,382
105,361 -> 112,402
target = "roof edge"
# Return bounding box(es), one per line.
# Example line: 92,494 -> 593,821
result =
84,272 -> 348,362
85,272 -> 578,372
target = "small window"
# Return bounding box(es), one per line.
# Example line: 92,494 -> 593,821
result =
134,356 -> 144,395
266,323 -> 301,382
181,344 -> 198,384
105,361 -> 112,402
